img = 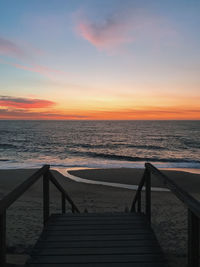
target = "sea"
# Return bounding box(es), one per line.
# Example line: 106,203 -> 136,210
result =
0,120 -> 200,173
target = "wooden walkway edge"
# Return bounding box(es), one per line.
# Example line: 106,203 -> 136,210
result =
26,212 -> 166,267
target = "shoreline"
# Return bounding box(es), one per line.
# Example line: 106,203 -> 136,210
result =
67,167 -> 200,194
1,160 -> 200,174
65,168 -> 170,192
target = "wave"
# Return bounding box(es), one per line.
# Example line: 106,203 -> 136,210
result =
182,140 -> 200,149
71,143 -> 167,150
1,157 -> 200,171
0,143 -> 18,149
127,144 -> 167,150
69,150 -> 200,164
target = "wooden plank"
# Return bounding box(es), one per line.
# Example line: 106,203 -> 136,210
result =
48,218 -> 146,223
51,212 -> 145,218
48,220 -> 146,225
30,254 -> 165,264
46,224 -> 148,230
26,212 -> 166,267
48,220 -> 147,225
40,234 -> 156,242
48,220 -> 146,226
43,229 -> 152,235
49,215 -> 146,220
32,246 -> 162,255
28,263 -> 165,267
51,215 -> 146,219
35,239 -> 160,249
48,218 -> 147,224
51,212 -> 146,220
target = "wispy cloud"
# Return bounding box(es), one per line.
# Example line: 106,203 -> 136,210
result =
0,36 -> 68,80
0,58 -> 66,79
0,108 -> 89,120
0,96 -> 55,109
75,10 -> 132,51
74,6 -> 176,52
0,37 -> 26,57
76,14 -> 132,50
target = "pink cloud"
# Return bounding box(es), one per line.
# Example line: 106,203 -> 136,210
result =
0,36 -> 67,79
0,108 -> 88,120
75,8 -> 177,51
0,96 -> 55,109
0,58 -> 67,79
76,13 -> 132,50
77,19 -> 131,49
0,37 -> 25,57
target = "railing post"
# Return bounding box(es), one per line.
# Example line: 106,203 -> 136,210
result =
72,205 -> 75,213
131,205 -> 136,212
188,209 -> 199,267
137,191 -> 141,212
145,168 -> 151,224
43,170 -> 50,225
62,193 -> 66,214
0,211 -> 6,267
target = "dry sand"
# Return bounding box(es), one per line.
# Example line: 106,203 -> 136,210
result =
0,167 -> 200,266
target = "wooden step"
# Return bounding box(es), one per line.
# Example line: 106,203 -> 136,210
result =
26,212 -> 166,267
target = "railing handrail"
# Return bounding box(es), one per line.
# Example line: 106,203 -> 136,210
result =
48,170 -> 80,213
145,162 -> 200,219
0,165 -> 79,214
0,165 -> 80,267
0,165 -> 50,214
131,169 -> 147,212
132,162 -> 200,267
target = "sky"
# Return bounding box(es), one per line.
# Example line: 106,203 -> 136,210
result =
0,0 -> 200,120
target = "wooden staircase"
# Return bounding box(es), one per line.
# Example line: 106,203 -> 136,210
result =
26,212 -> 165,267
1,163 -> 200,267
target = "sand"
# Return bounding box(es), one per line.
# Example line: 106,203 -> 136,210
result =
1,167 -> 200,266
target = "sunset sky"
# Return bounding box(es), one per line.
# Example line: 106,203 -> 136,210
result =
0,0 -> 200,120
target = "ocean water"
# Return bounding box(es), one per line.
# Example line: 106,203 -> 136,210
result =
0,120 -> 200,171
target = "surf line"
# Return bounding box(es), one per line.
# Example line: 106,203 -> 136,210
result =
64,169 -> 169,192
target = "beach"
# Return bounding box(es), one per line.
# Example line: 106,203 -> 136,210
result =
1,167 -> 200,266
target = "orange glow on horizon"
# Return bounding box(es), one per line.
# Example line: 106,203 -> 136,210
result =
0,106 -> 200,120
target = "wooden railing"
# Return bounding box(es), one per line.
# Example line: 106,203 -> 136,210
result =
131,162 -> 200,267
0,165 -> 79,267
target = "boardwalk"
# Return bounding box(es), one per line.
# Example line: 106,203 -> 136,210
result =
26,212 -> 166,267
